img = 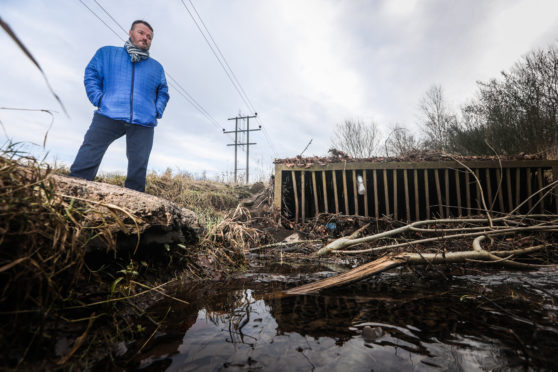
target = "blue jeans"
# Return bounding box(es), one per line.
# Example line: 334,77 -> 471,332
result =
69,112 -> 154,192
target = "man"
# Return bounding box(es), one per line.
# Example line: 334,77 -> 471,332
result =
69,20 -> 169,192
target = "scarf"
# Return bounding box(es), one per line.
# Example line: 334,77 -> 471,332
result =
125,39 -> 149,63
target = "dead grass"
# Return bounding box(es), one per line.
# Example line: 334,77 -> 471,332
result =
0,145 -> 203,369
94,168 -> 251,228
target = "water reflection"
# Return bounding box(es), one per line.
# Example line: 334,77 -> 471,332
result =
123,269 -> 558,371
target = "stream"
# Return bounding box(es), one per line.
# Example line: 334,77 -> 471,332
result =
107,263 -> 558,371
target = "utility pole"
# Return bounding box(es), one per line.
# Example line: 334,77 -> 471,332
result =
223,113 -> 260,184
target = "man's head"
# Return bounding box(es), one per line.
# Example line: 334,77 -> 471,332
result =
129,20 -> 153,50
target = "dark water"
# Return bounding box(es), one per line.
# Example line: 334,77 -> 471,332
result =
120,264 -> 558,371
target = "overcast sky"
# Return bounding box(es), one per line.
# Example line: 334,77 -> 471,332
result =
1,0 -> 558,182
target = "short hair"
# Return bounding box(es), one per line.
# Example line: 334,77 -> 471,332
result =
131,20 -> 153,33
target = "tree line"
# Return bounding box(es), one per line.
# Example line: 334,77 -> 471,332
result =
332,43 -> 558,158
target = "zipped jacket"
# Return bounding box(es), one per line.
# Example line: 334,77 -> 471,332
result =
84,46 -> 169,127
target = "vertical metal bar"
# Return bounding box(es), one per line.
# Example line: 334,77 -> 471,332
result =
363,170 -> 369,217
343,170 -> 349,214
301,171 -> 306,223
485,168 -> 493,210
474,169 -> 482,213
444,168 -> 450,217
434,169 -> 443,218
373,170 -> 379,219
273,164 -> 282,211
514,168 -> 521,212
424,169 -> 430,218
312,171 -> 319,217
322,170 -> 328,213
383,169 -> 390,217
465,171 -> 471,216
333,170 -> 339,214
393,169 -> 398,220
527,168 -> 533,210
506,168 -> 513,212
352,170 -> 358,215
455,169 -> 462,216
291,170 -> 299,224
538,167 -> 544,212
414,169 -> 420,220
497,169 -> 504,212
404,169 -> 410,221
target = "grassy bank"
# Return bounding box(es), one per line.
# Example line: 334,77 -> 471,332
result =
97,168 -> 253,228
0,147 -> 259,369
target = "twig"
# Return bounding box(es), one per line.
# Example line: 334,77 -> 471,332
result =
339,225 -> 556,255
130,280 -> 189,305
57,312 -> 96,365
65,279 -> 177,309
444,152 -> 493,227
249,239 -> 321,252
298,138 -> 313,157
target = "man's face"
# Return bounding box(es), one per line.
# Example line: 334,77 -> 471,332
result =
129,23 -> 153,50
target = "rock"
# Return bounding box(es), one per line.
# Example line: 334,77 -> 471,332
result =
52,175 -> 200,248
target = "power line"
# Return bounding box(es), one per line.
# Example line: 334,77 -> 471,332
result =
78,0 -> 125,42
179,0 -> 252,114
92,0 -> 127,34
186,0 -> 257,113
179,0 -> 278,157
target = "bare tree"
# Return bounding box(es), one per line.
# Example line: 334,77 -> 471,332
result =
420,85 -> 456,151
384,124 -> 420,156
330,120 -> 380,158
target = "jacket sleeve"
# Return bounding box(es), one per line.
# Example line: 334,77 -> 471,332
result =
84,49 -> 104,107
155,69 -> 170,119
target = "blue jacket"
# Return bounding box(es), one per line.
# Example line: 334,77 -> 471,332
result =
84,46 -> 169,127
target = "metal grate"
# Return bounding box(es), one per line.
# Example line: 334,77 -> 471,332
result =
273,160 -> 558,223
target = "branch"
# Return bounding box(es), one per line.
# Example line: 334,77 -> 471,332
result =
316,215 -> 556,256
